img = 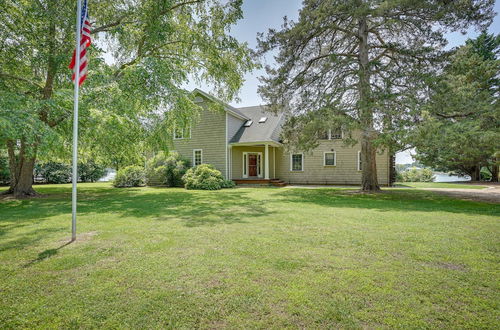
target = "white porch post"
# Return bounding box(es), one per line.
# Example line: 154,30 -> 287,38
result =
228,145 -> 232,180
265,144 -> 270,180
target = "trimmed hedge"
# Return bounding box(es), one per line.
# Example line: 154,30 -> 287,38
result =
183,164 -> 234,190
113,165 -> 146,188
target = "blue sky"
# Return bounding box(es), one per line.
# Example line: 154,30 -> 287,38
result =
216,0 -> 500,109
188,0 -> 499,164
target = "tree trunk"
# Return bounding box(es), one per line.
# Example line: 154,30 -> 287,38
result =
3,140 -> 38,198
491,159 -> 499,182
358,15 -> 380,191
13,155 -> 37,197
469,165 -> 480,181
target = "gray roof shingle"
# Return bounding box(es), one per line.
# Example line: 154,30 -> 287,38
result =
229,105 -> 284,144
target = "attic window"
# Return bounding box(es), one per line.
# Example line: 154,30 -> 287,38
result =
259,117 -> 267,123
244,120 -> 253,127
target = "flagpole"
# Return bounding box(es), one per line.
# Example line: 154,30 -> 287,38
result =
71,0 -> 82,242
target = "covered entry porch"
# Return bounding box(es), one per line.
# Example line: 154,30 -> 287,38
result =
228,142 -> 281,181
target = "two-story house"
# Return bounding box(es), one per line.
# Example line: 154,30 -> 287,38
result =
172,89 -> 394,186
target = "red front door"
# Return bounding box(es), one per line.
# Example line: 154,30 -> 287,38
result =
248,154 -> 258,177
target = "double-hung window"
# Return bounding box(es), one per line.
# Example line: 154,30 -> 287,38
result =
324,151 -> 336,166
174,126 -> 191,140
320,129 -> 343,140
290,153 -> 304,171
330,130 -> 342,139
193,149 -> 203,166
357,151 -> 362,171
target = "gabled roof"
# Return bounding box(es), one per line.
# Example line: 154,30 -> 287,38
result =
192,88 -> 249,121
230,105 -> 284,145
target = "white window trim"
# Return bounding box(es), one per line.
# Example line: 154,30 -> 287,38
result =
323,151 -> 336,166
321,129 -> 344,140
290,153 -> 304,172
242,152 -> 247,178
357,150 -> 362,171
193,149 -> 203,167
173,125 -> 191,140
242,152 -> 263,178
329,129 -> 343,140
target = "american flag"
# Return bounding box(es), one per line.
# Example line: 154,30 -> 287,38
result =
69,0 -> 91,86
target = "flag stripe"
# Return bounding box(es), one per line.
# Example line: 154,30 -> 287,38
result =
69,1 -> 91,86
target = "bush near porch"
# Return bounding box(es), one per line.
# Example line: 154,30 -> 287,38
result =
183,164 -> 235,190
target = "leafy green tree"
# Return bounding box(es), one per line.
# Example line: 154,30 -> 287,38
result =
257,0 -> 493,190
0,0 -> 255,197
414,32 -> 500,181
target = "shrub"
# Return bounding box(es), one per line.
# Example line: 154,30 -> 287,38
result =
113,165 -> 146,188
183,164 -> 233,190
145,151 -> 190,187
221,179 -> 236,189
0,155 -> 9,184
398,167 -> 435,182
480,167 -> 492,181
36,162 -> 72,184
78,161 -> 106,182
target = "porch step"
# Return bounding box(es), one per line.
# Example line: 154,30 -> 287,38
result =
270,179 -> 287,187
234,179 -> 271,185
233,179 -> 287,187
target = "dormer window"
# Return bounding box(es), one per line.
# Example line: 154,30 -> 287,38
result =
244,120 -> 253,127
320,129 -> 343,140
259,117 -> 267,123
330,130 -> 342,139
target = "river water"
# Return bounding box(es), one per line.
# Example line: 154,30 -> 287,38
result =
434,173 -> 471,182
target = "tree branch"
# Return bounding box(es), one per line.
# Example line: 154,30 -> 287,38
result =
435,112 -> 475,119
167,0 -> 202,12
91,0 -> 203,34
0,72 -> 43,89
91,14 -> 131,34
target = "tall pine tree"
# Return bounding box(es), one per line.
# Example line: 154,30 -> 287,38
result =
257,0 -> 494,190
414,32 -> 500,181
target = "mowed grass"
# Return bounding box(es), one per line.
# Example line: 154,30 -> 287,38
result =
396,182 -> 488,189
0,183 -> 498,328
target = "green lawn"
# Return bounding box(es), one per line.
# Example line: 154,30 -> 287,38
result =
396,182 -> 488,189
0,183 -> 498,328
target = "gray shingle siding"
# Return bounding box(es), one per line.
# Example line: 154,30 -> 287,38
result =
276,131 -> 390,185
171,89 -> 390,185
172,104 -> 227,178
227,113 -> 244,141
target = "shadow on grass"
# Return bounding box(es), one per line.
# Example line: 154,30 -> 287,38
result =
1,185 -> 498,253
271,188 -> 499,217
23,241 -> 73,267
0,187 -> 275,251
394,184 -> 413,188
77,189 -> 274,227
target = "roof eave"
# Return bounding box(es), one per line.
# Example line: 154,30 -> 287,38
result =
229,141 -> 282,147
192,88 -> 249,121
